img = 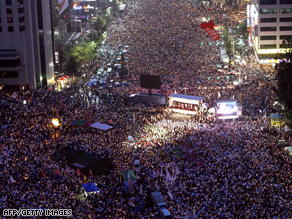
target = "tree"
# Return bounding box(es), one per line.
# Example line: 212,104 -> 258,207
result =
66,55 -> 80,78
274,40 -> 292,128
236,20 -> 249,39
112,0 -> 120,17
92,16 -> 107,37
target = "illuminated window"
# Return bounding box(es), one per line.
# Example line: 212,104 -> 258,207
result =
260,44 -> 277,49
17,0 -> 23,4
280,44 -> 292,48
260,27 -> 277,31
280,8 -> 292,13
6,8 -> 13,14
260,35 -> 277,40
7,17 -> 13,23
260,9 -> 277,14
7,26 -> 14,32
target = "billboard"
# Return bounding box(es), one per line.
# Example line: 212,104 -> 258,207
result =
59,0 -> 69,15
216,101 -> 238,119
140,74 -> 161,90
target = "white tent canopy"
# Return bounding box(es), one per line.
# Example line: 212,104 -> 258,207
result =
90,122 -> 113,130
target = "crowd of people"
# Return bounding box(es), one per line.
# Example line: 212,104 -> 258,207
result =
1,0 -> 292,218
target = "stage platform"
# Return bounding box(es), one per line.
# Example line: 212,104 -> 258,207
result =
170,108 -> 199,115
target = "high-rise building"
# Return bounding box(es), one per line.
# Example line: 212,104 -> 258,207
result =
249,0 -> 292,65
0,0 -> 54,92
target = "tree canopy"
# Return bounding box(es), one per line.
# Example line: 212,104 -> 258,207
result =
274,40 -> 292,128
92,16 -> 107,37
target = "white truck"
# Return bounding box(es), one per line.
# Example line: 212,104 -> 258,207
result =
151,192 -> 168,210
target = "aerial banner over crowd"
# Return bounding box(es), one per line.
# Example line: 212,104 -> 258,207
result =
201,21 -> 220,42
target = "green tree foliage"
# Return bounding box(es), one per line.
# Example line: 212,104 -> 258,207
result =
92,16 -> 107,37
274,40 -> 292,128
64,42 -> 97,70
112,0 -> 120,17
66,55 -> 79,76
236,20 -> 249,38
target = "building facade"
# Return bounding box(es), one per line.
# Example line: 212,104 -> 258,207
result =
249,0 -> 292,65
0,0 -> 54,92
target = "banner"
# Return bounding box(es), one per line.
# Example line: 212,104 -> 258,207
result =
58,0 -> 69,15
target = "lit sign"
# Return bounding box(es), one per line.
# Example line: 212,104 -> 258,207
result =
55,52 -> 59,64
74,6 -> 83,10
86,5 -> 94,9
217,102 -> 238,117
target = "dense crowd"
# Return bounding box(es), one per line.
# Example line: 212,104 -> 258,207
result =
1,0 -> 292,218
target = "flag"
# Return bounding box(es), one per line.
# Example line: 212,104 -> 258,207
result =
160,166 -> 163,177
175,89 -> 177,94
127,173 -> 134,190
52,107 -> 55,112
232,94 -> 235,99
175,165 -> 180,175
239,93 -> 242,104
83,174 -> 87,183
89,168 -> 93,177
166,168 -> 171,180
55,170 -> 59,175
77,167 -> 81,176
218,91 -> 221,98
11,92 -> 18,99
59,100 -> 62,107
40,170 -> 45,178
58,0 -> 69,15
139,184 -> 143,195
168,191 -> 173,200
10,175 -> 16,183
95,105 -> 99,110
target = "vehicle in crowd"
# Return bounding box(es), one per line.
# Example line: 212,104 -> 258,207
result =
128,135 -> 135,146
150,192 -> 168,210
114,63 -> 121,70
107,68 -> 112,77
115,82 -> 121,87
134,159 -> 141,174
133,153 -> 139,161
222,55 -> 229,63
123,81 -> 128,86
97,68 -> 105,75
159,208 -> 173,219
100,80 -> 106,86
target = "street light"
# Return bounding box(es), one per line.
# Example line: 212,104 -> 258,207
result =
52,118 -> 60,128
